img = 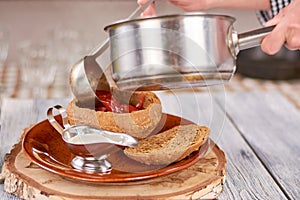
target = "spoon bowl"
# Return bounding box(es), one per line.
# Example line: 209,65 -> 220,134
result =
69,0 -> 155,103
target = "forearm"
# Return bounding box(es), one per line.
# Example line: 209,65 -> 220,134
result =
161,0 -> 271,12
208,0 -> 270,10
139,0 -> 271,14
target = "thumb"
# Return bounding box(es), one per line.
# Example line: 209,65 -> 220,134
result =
261,25 -> 285,55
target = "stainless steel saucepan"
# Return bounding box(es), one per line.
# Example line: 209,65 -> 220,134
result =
104,13 -> 274,91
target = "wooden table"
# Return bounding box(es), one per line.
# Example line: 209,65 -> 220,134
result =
1,90 -> 300,199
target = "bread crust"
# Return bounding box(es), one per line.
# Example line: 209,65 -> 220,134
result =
66,91 -> 162,139
124,124 -> 210,165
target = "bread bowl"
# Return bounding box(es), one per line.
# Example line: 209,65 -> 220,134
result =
66,90 -> 162,139
124,124 -> 210,165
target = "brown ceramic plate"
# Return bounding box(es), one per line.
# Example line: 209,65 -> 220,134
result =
22,113 -> 209,183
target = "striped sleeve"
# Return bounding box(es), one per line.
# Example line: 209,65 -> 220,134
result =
256,0 -> 292,25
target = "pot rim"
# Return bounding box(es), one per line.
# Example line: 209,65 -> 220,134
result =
104,13 -> 236,31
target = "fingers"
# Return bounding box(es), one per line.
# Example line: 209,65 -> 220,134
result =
285,27 -> 300,51
137,0 -> 156,17
261,8 -> 285,54
261,25 -> 286,55
137,0 -> 148,5
264,7 -> 284,27
141,3 -> 156,17
167,0 -> 209,11
262,25 -> 300,55
261,1 -> 300,54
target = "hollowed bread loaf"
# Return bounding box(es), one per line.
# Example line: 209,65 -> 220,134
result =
66,91 -> 162,139
124,124 -> 210,165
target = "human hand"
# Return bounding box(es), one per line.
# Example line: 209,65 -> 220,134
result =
261,0 -> 300,55
162,0 -> 212,11
137,0 -> 156,16
137,0 -> 212,16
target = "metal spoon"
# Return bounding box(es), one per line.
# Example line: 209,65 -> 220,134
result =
69,0 -> 155,104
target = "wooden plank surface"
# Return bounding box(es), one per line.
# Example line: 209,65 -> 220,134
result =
0,98 -> 70,167
218,91 -> 300,199
1,91 -> 299,199
155,92 -> 288,199
216,110 -> 287,199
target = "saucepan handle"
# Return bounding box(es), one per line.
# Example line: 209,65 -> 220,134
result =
231,25 -> 275,55
47,105 -> 71,134
238,25 -> 275,51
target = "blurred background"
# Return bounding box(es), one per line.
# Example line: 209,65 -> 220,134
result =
0,0 -> 260,98
0,0 -> 299,101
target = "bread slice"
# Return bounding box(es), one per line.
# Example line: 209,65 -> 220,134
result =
124,124 -> 210,165
66,91 -> 162,139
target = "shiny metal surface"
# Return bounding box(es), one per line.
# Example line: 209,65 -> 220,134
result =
69,0 -> 155,101
235,25 -> 275,53
105,14 -> 236,90
105,14 -> 273,91
71,155 -> 112,173
69,56 -> 110,104
47,105 -> 138,173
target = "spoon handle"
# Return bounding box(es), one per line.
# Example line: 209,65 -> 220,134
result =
128,0 -> 155,19
88,0 -> 155,58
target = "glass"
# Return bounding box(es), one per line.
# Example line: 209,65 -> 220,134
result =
50,27 -> 82,87
18,41 -> 57,98
49,26 -> 94,89
0,27 -> 9,116
0,28 -> 9,74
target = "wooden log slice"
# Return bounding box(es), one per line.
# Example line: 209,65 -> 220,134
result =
1,129 -> 226,200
